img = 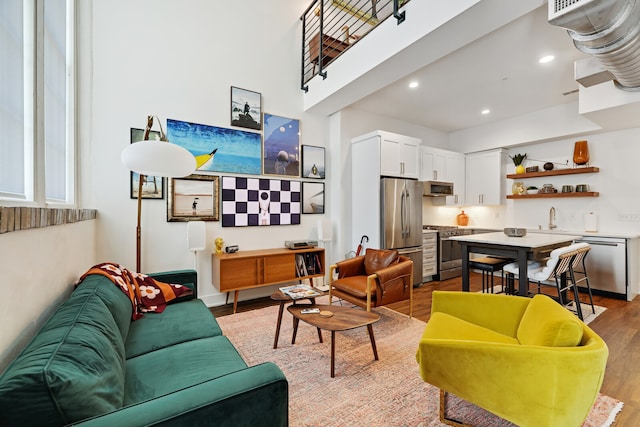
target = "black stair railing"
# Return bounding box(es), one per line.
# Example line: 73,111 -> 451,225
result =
300,0 -> 409,92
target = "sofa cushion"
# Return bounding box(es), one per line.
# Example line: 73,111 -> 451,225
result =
422,312 -> 519,345
364,248 -> 398,276
332,275 -> 375,299
123,335 -> 247,405
125,298 -> 223,359
517,294 -> 584,347
0,293 -> 125,427
73,273 -> 133,340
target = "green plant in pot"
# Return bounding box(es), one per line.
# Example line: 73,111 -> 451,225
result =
510,153 -> 527,174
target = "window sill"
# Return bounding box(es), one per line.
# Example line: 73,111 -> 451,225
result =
0,207 -> 96,234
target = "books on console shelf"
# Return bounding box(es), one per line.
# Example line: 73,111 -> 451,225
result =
280,284 -> 324,300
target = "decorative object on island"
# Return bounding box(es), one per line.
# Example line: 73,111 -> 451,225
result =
121,115 -> 196,271
456,210 -> 469,226
504,227 -> 527,237
512,181 -> 525,195
573,140 -> 590,166
509,153 -> 527,174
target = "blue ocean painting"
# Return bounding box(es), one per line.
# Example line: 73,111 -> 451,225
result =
167,118 -> 262,175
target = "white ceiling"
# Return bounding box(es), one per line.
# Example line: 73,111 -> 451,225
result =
346,6 -> 590,133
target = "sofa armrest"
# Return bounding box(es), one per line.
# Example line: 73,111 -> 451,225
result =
431,291 -> 530,337
68,363 -> 288,427
148,269 -> 198,299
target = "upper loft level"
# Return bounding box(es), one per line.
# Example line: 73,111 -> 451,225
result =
300,0 -> 409,90
299,0 -> 553,118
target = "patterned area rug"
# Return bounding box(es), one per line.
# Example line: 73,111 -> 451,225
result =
217,298 -> 623,427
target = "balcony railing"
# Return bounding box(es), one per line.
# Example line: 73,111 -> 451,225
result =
300,0 -> 409,92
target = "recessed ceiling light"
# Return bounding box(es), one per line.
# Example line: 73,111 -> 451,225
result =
539,55 -> 555,64
481,109 -> 491,115
409,81 -> 419,89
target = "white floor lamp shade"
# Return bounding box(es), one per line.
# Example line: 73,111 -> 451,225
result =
121,115 -> 196,272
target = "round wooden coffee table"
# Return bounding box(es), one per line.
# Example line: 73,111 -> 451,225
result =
287,304 -> 380,377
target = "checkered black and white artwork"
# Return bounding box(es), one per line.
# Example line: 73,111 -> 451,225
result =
221,176 -> 301,227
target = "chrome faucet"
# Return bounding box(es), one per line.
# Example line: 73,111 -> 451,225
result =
549,207 -> 557,230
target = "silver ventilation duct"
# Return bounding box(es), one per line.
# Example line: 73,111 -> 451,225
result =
549,0 -> 640,90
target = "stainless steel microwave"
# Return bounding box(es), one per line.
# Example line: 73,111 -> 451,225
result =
423,181 -> 454,197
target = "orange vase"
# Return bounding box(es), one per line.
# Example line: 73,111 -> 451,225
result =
573,140 -> 589,165
456,210 -> 469,226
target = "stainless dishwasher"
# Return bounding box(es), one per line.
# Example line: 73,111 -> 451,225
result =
574,237 -> 627,299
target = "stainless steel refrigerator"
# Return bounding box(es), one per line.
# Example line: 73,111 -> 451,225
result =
380,177 -> 423,286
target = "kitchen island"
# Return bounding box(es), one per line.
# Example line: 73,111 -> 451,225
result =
451,231 -> 583,296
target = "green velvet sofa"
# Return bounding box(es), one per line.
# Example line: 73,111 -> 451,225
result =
0,270 -> 288,427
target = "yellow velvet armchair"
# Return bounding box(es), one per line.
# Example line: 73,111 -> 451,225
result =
329,248 -> 413,317
416,291 -> 608,427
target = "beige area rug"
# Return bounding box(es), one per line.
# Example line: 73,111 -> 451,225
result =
216,297 -> 622,426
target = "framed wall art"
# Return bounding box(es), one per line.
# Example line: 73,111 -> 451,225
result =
301,145 -> 325,179
230,86 -> 262,131
302,181 -> 324,214
130,128 -> 164,199
167,174 -> 219,222
221,176 -> 300,227
166,118 -> 262,175
263,114 -> 300,177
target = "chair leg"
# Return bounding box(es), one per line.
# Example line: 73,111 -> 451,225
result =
439,389 -> 474,427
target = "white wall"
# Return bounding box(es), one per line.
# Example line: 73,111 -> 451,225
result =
0,221 -> 96,371
77,0 -> 332,306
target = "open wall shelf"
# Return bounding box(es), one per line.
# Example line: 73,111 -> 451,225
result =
506,166 -> 599,179
507,192 -> 599,199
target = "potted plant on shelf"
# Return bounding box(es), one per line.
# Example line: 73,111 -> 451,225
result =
510,153 -> 527,174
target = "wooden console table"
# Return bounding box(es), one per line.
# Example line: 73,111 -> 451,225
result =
212,247 -> 325,313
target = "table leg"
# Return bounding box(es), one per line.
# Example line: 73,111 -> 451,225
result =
291,316 -> 299,345
232,290 -> 239,314
461,243 -> 470,291
367,324 -> 379,361
273,301 -> 286,349
331,330 -> 336,378
517,250 -> 529,296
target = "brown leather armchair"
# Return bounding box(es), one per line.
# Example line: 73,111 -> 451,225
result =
329,248 -> 414,317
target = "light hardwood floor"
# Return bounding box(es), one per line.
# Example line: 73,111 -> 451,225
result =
211,272 -> 640,426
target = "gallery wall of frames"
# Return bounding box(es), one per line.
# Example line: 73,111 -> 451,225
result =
131,86 -> 326,227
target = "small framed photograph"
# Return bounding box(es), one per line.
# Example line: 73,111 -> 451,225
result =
263,114 -> 300,177
302,181 -> 324,214
167,175 -> 219,222
301,145 -> 325,179
230,86 -> 262,131
130,128 -> 164,199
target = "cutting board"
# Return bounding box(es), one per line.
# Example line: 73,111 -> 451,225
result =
584,212 -> 597,232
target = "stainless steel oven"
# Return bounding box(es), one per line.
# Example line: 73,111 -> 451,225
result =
424,226 -> 472,280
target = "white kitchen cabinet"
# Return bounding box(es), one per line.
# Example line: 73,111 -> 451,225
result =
421,146 -> 465,205
465,149 -> 505,205
354,130 -> 419,179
